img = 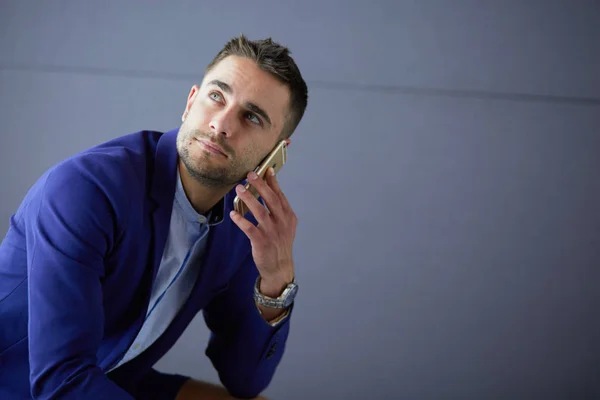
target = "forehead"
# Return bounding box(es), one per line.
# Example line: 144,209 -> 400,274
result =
202,56 -> 290,126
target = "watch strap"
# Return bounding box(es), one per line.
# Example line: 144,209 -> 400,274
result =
253,276 -> 297,309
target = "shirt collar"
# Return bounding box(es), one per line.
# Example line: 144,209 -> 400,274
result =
206,197 -> 225,226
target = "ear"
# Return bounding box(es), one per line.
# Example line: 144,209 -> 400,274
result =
284,138 -> 291,147
181,85 -> 200,122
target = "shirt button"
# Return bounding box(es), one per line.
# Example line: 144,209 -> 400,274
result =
198,216 -> 207,224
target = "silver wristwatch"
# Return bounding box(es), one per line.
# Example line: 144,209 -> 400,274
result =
253,276 -> 298,309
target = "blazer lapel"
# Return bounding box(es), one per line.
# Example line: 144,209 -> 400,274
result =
147,128 -> 180,283
187,191 -> 242,308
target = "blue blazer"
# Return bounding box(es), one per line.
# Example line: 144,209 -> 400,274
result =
0,128 -> 292,399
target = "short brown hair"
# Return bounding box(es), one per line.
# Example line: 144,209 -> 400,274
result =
206,35 -> 308,139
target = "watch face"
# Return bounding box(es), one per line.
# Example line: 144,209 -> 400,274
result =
283,284 -> 299,307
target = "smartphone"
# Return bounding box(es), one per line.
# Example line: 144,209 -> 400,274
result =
233,140 -> 287,217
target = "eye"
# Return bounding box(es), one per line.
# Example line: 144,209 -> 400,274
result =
246,112 -> 261,125
209,92 -> 223,102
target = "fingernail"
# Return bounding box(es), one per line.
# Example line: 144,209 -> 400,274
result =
249,171 -> 258,180
269,167 -> 275,176
237,185 -> 246,193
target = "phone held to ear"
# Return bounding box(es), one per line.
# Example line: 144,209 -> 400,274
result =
233,140 -> 287,217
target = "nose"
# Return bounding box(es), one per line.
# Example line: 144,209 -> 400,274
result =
209,108 -> 238,138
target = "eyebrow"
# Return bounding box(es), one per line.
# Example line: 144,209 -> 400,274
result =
208,79 -> 272,127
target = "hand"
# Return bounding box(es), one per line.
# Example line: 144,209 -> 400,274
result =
175,378 -> 269,399
230,168 -> 297,297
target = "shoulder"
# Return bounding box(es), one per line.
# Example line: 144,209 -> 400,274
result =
77,129 -> 164,178
17,130 -> 166,225
50,130 -> 162,195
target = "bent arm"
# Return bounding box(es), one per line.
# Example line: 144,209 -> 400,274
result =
202,255 -> 293,399
25,162 -> 134,399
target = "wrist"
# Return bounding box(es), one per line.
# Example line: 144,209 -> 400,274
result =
259,274 -> 294,298
254,274 -> 298,311
256,303 -> 289,325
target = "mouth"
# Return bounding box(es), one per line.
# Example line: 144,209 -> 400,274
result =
195,138 -> 227,158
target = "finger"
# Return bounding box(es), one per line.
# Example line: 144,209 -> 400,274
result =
265,167 -> 292,212
246,171 -> 285,220
229,209 -> 263,242
235,184 -> 273,228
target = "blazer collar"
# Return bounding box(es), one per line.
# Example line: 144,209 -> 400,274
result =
149,127 -> 180,208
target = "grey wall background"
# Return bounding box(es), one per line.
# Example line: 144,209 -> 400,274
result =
1,0 -> 600,398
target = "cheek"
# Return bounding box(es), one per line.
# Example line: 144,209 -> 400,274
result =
248,143 -> 271,166
187,100 -> 211,123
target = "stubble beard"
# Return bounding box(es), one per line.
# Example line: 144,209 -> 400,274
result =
177,127 -> 255,189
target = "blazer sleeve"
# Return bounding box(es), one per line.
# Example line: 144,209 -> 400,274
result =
130,369 -> 190,400
24,161 -> 134,399
202,254 -> 293,399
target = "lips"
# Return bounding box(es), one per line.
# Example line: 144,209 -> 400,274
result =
195,138 -> 227,157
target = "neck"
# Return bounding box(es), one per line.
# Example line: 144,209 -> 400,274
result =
178,161 -> 234,215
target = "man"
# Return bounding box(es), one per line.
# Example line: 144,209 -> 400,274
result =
0,35 -> 308,399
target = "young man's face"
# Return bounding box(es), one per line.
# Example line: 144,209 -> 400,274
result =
177,55 -> 291,188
